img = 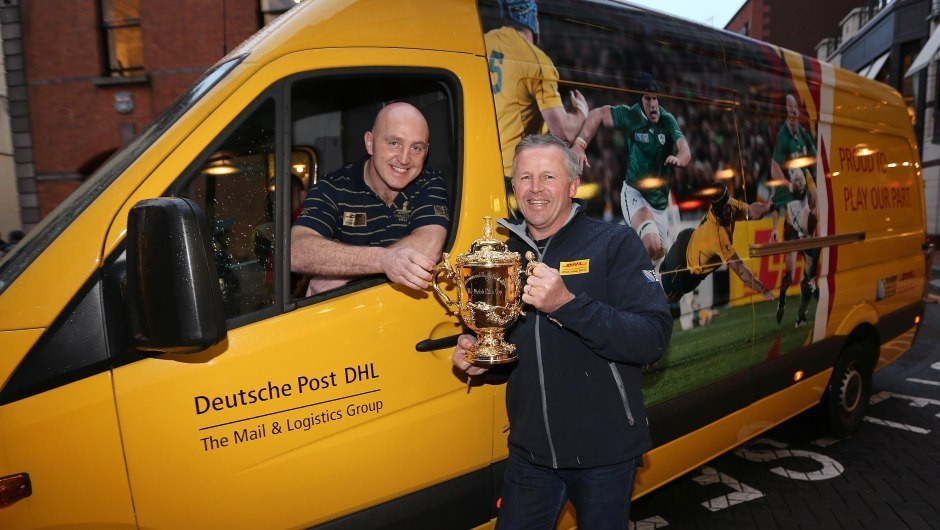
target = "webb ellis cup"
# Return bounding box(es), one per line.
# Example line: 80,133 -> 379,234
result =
432,216 -> 529,364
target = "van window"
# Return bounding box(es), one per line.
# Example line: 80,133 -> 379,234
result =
288,73 -> 458,301
177,98 -> 277,319
0,55 -> 244,297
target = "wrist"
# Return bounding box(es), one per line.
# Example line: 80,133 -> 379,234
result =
574,136 -> 588,150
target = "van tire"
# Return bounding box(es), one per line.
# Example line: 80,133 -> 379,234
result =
822,342 -> 873,437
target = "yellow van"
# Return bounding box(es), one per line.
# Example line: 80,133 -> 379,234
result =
0,0 -> 929,528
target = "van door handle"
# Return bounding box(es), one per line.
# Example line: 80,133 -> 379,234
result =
415,334 -> 461,352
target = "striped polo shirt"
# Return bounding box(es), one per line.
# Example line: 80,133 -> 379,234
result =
294,158 -> 450,246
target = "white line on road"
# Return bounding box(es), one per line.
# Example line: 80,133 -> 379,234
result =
869,391 -> 940,407
863,416 -> 931,434
907,377 -> 940,387
632,516 -> 669,529
932,361 -> 940,371
693,466 -> 764,512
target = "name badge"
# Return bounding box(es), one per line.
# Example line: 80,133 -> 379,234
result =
343,212 -> 367,227
559,259 -> 589,275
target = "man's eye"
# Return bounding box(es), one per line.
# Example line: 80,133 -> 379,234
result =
411,145 -> 426,154
387,141 -> 400,148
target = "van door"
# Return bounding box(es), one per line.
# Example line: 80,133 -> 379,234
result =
107,49 -> 503,529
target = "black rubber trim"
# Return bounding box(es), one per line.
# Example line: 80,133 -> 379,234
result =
647,368 -> 754,446
310,465 -> 495,530
748,336 -> 845,402
876,300 -> 924,344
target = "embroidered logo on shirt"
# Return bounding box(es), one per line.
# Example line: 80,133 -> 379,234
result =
635,132 -> 650,144
657,133 -> 666,145
559,259 -> 590,275
343,212 -> 367,227
642,269 -> 659,283
434,205 -> 449,218
394,201 -> 410,222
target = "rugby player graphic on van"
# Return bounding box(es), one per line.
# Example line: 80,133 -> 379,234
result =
769,93 -> 822,328
660,186 -> 774,304
571,73 -> 691,263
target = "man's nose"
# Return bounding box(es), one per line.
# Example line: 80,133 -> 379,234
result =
399,147 -> 412,165
530,176 -> 545,192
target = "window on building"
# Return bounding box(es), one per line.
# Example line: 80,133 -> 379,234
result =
100,0 -> 144,77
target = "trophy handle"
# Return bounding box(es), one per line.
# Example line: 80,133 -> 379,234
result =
524,251 -> 543,277
432,253 -> 461,316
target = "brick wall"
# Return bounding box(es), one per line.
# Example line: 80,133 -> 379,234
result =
19,0 -> 260,218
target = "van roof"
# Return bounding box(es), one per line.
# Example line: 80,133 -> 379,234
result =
228,0 -> 486,63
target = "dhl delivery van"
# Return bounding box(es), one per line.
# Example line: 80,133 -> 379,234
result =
0,0 -> 931,528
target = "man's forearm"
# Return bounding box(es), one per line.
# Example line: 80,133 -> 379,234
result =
574,106 -> 609,147
390,225 -> 446,262
292,235 -> 386,277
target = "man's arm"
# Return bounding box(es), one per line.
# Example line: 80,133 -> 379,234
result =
570,105 -> 613,169
540,89 -> 589,143
748,200 -> 773,220
540,231 -> 673,366
665,137 -> 691,167
290,225 -> 439,290
728,255 -> 774,301
389,224 -> 447,263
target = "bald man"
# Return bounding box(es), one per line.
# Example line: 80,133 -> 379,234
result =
291,102 -> 450,295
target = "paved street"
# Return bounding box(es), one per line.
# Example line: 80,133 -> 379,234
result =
631,277 -> 940,529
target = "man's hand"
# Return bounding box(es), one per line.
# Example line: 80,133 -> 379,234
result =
572,140 -> 590,171
664,155 -> 686,167
452,334 -> 489,376
523,263 -> 575,313
381,247 -> 437,290
569,89 -> 589,118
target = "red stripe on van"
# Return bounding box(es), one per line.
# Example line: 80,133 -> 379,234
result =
820,139 -> 838,319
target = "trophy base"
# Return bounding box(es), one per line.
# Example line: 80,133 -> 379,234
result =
465,332 -> 517,365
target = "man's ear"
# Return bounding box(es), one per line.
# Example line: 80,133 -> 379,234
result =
364,131 -> 374,156
568,176 -> 581,198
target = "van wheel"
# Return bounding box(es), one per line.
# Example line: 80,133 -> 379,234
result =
823,343 -> 873,437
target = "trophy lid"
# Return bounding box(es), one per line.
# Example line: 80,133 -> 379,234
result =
457,216 -> 520,266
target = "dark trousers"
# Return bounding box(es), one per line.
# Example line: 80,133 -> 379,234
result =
496,452 -> 640,530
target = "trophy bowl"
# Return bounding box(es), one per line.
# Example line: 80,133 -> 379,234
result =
432,216 -> 524,364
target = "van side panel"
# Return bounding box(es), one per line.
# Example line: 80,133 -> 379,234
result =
825,66 -> 925,344
0,374 -> 135,527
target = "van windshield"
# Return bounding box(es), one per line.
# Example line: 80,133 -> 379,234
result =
0,55 -> 245,296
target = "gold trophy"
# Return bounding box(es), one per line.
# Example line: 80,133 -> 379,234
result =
432,216 -> 533,364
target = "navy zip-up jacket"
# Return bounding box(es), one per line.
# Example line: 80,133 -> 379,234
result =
499,205 -> 672,469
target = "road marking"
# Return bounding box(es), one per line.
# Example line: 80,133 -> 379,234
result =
812,437 -> 842,448
869,391 -> 940,408
907,377 -> 940,387
735,438 -> 844,481
632,516 -> 669,529
692,466 -> 764,512
932,361 -> 940,371
863,416 -> 931,434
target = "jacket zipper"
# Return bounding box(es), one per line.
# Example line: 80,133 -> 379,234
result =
609,362 -> 635,426
533,245 -> 559,468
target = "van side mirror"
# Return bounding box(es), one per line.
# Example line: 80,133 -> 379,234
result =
126,198 -> 227,353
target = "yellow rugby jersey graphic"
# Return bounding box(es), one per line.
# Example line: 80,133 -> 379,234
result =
485,26 -> 564,175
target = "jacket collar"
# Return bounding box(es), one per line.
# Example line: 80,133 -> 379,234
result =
498,202 -> 582,253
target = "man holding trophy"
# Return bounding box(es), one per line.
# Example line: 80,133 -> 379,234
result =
451,134 -> 672,528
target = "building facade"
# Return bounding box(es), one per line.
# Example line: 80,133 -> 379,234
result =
0,0 -> 299,232
0,23 -> 21,241
816,0 -> 938,237
725,0 -> 865,57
